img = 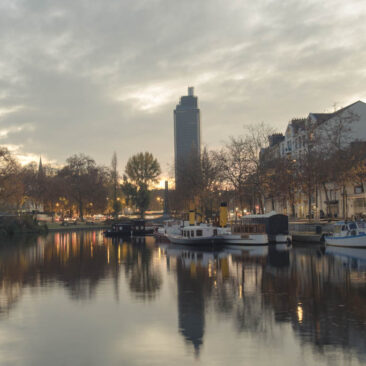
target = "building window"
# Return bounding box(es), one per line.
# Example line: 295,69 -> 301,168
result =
354,198 -> 366,209
354,185 -> 364,194
329,190 -> 337,200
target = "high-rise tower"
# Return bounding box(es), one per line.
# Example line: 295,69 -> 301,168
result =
174,87 -> 201,188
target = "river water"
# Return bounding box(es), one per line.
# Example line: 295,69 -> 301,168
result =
0,231 -> 365,366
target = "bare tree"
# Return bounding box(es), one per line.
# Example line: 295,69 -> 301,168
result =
268,157 -> 298,217
175,147 -> 224,217
243,123 -> 274,213
217,137 -> 249,210
315,108 -> 360,218
219,123 -> 273,213
0,147 -> 23,211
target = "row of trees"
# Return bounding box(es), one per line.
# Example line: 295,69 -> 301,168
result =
2,109 -> 364,221
0,149 -> 161,219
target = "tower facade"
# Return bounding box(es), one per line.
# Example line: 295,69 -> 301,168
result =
174,87 -> 201,188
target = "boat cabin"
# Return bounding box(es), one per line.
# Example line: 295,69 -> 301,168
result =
241,212 -> 289,236
105,219 -> 152,237
110,223 -> 132,236
231,223 -> 266,234
131,219 -> 148,236
332,221 -> 359,235
181,226 -> 218,238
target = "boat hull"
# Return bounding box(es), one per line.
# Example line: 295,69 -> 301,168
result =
271,234 -> 292,244
104,231 -> 131,238
167,235 -> 219,246
219,233 -> 268,245
153,232 -> 170,242
325,233 -> 366,248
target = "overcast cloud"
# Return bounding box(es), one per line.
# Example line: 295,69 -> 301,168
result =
0,0 -> 366,173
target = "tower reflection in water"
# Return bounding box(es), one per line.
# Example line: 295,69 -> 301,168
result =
166,247 -> 228,355
161,244 -> 277,355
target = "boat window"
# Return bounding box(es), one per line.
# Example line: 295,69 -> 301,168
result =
341,225 -> 346,231
358,221 -> 366,228
183,231 -> 186,237
196,230 -> 203,237
348,223 -> 357,230
191,230 -> 194,237
213,229 -> 217,236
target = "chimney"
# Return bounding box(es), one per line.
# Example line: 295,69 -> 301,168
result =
188,86 -> 194,96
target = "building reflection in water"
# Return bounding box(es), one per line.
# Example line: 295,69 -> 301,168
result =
0,232 -> 365,364
160,243 -> 366,363
163,247 -> 228,355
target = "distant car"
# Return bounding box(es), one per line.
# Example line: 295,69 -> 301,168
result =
36,214 -> 53,222
62,218 -> 77,226
93,214 -> 106,222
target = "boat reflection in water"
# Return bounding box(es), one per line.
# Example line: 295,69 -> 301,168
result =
0,232 -> 365,366
325,245 -> 366,271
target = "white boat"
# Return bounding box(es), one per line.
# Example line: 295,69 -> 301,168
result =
325,221 -> 366,248
154,220 -> 182,241
219,222 -> 268,245
167,224 -> 227,246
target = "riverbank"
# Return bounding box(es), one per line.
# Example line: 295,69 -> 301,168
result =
289,221 -> 334,243
47,222 -> 108,232
0,215 -> 47,237
0,216 -> 109,238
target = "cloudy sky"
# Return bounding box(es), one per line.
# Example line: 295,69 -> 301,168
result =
1,0 -> 366,174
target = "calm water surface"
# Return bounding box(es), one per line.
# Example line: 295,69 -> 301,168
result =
0,231 -> 365,366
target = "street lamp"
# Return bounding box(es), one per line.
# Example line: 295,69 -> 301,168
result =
156,196 -> 163,211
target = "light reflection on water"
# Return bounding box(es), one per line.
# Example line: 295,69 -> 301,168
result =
0,231 -> 365,366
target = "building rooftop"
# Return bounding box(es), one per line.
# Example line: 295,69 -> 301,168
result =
310,100 -> 365,125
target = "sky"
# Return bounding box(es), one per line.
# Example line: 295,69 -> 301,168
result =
0,0 -> 366,176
